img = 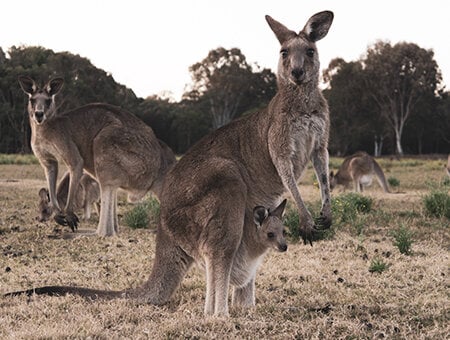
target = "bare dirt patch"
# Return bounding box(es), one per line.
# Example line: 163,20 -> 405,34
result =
0,159 -> 448,339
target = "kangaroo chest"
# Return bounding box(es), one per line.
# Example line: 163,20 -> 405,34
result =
31,130 -> 61,161
289,111 -> 327,179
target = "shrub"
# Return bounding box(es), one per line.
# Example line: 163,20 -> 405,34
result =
388,176 -> 400,188
369,258 -> 388,273
123,196 -> 160,229
423,190 -> 450,219
391,224 -> 414,255
332,193 -> 373,225
123,204 -> 149,229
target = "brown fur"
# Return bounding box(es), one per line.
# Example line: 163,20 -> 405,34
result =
330,151 -> 390,193
18,76 -> 176,236
8,11 -> 334,317
38,171 -> 100,222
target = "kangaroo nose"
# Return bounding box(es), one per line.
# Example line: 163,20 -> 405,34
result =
35,111 -> 44,122
279,244 -> 288,252
291,68 -> 304,80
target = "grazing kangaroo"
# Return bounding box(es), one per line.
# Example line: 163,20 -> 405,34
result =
18,76 -> 176,236
7,11 -> 333,317
38,171 -> 100,223
330,151 -> 390,193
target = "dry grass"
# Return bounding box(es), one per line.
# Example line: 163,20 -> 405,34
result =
0,158 -> 449,339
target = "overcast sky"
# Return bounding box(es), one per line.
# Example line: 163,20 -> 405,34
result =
2,0 -> 449,100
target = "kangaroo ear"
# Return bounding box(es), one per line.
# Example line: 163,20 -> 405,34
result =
271,199 -> 287,218
302,10 -> 333,42
265,15 -> 297,45
46,78 -> 64,96
330,171 -> 334,177
253,206 -> 269,227
38,188 -> 50,201
18,76 -> 37,95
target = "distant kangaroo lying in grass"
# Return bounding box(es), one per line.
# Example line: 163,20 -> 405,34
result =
7,11 -> 333,317
18,76 -> 176,236
38,171 -> 100,223
330,151 -> 390,193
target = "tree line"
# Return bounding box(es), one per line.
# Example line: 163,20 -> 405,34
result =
0,43 -> 448,156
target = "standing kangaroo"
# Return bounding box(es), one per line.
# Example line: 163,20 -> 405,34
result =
7,11 -> 333,317
330,151 -> 390,193
18,76 -> 176,236
38,171 -> 100,223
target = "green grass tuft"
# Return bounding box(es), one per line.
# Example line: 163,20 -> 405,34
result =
0,153 -> 39,165
388,176 -> 400,188
123,196 -> 160,229
369,258 -> 389,273
391,224 -> 414,255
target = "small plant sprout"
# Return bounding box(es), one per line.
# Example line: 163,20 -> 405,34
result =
391,224 -> 414,255
369,258 -> 388,273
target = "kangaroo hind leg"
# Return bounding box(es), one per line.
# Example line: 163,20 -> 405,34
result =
97,185 -> 117,236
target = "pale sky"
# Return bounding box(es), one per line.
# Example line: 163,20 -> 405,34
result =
2,0 -> 449,101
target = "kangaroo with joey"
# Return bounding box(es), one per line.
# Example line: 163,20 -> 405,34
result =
38,171 -> 100,223
18,76 -> 176,236
7,11 -> 333,317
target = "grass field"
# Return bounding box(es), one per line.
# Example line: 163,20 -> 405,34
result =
0,157 -> 449,339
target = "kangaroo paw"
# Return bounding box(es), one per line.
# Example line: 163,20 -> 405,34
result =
54,213 -> 68,226
65,212 -> 80,232
54,213 -> 79,231
299,225 -> 315,246
314,213 -> 332,230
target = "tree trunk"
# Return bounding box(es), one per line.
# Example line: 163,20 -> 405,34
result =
395,129 -> 403,156
374,135 -> 384,157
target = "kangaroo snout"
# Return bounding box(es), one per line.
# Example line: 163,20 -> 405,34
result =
278,243 -> 288,252
291,68 -> 305,83
35,111 -> 44,123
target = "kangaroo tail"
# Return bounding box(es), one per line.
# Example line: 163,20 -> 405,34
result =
4,286 -> 125,299
373,159 -> 390,193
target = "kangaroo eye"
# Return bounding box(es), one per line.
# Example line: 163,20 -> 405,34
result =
45,99 -> 52,106
307,48 -> 315,57
282,230 -> 287,237
30,98 -> 36,105
267,232 -> 275,239
280,49 -> 288,59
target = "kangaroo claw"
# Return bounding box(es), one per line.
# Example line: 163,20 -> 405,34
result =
314,215 -> 332,230
53,212 -> 79,231
65,212 -> 79,232
54,214 -> 68,226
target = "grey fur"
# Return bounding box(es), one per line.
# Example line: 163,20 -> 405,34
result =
37,171 -> 100,222
8,11 -> 333,317
18,76 -> 176,236
330,151 -> 391,193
